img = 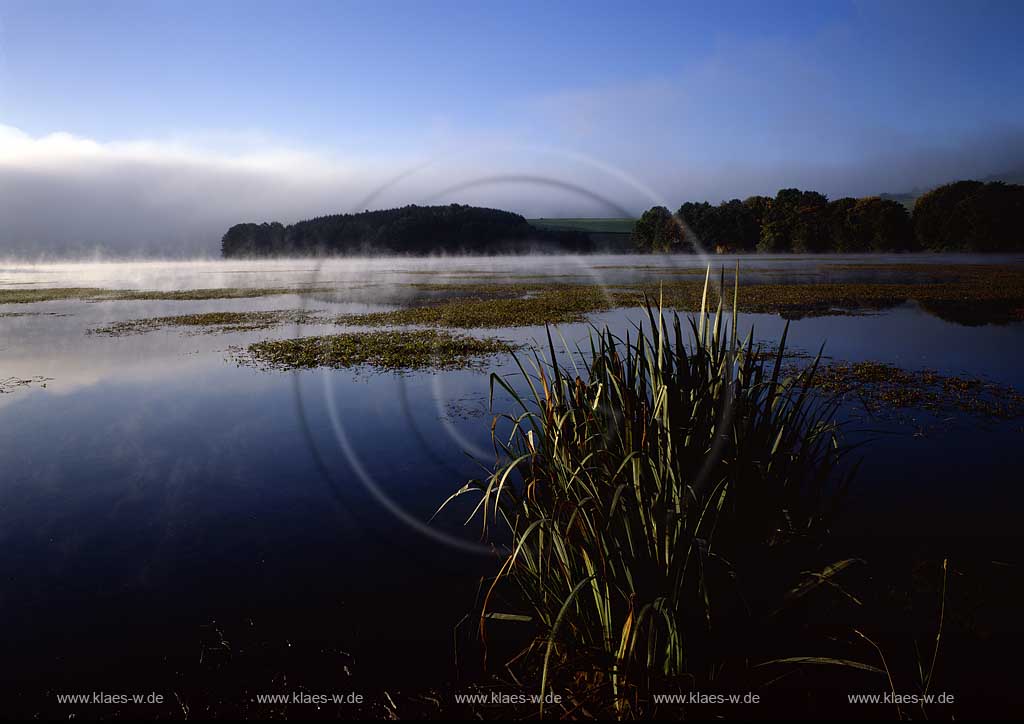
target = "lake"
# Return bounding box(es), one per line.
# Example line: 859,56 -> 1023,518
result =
2,254 -> 1023,713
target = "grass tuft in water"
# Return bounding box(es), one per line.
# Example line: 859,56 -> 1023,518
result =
440,268 -> 861,715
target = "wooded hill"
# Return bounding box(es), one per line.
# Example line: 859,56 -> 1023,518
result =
221,204 -> 596,257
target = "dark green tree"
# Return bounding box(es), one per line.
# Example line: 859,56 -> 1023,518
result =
634,206 -> 689,253
849,197 -> 913,251
676,201 -> 713,250
674,199 -> 760,252
759,189 -> 828,252
913,181 -> 985,251
826,197 -> 861,252
742,195 -> 773,230
914,180 -> 1024,251
221,222 -> 286,257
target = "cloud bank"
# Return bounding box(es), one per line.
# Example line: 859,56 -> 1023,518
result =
0,125 -> 373,257
2,122 -> 1023,258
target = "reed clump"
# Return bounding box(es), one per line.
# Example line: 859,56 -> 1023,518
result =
442,268 -> 862,716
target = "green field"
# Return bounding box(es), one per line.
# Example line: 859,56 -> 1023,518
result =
528,217 -> 636,233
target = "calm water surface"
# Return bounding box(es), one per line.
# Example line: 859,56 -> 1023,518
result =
1,254 -> 1022,691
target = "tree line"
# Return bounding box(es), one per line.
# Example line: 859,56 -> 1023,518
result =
221,204 -> 594,257
633,180 -> 1024,253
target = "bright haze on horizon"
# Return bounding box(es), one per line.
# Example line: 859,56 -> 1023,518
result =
1,0 -> 1023,257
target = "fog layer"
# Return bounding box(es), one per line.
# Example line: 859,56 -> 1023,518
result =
2,124 -> 1023,258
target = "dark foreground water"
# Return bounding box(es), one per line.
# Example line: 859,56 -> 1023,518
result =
1,255 -> 1023,712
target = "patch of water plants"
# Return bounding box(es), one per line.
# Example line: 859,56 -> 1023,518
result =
233,329 -> 514,372
0,286 -> 334,305
808,360 -> 1024,420
0,287 -> 107,304
632,271 -> 1024,324
0,311 -> 71,318
334,285 -> 612,328
328,262 -> 1024,329
88,309 -> 328,336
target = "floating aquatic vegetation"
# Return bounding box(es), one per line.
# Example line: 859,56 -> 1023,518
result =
7,262 -> 1024,327
334,285 -> 613,328
808,360 -> 1024,420
399,269 -> 585,280
815,262 -> 1016,276
590,264 -> 707,273
330,263 -> 1024,329
441,394 -> 492,421
0,311 -> 71,318
0,287 -> 107,304
233,329 -> 514,372
89,309 -> 326,336
111,286 -> 336,301
0,286 -> 333,305
631,274 -> 1024,324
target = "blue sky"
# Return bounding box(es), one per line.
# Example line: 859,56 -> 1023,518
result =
1,0 -> 1023,253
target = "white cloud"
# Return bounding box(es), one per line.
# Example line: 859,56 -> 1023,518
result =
0,125 -> 393,257
1,117 -> 1023,259
0,124 -> 349,179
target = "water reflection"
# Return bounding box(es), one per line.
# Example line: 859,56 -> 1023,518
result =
1,255 -> 1022,690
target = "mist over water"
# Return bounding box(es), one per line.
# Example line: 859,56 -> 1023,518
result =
1,253 -> 1023,709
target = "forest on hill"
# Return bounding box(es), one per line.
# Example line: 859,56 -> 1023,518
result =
634,180 -> 1024,253
220,204 -> 595,257
222,181 -> 1024,257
